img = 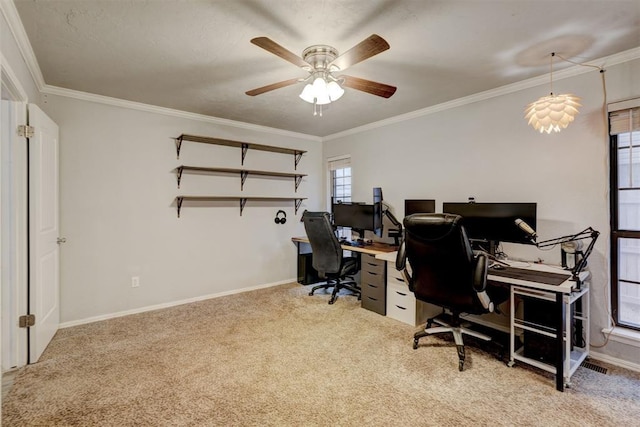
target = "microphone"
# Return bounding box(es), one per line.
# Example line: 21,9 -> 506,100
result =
515,218 -> 537,241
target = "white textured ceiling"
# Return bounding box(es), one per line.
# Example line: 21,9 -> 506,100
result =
13,0 -> 640,137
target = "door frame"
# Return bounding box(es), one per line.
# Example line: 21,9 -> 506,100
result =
1,55 -> 30,371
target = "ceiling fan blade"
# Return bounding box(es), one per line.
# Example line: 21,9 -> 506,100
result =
250,37 -> 308,68
245,78 -> 300,96
329,34 -> 390,71
340,75 -> 397,98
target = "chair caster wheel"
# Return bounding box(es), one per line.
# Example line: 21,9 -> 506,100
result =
413,339 -> 419,350
459,361 -> 464,371
328,299 -> 335,305
308,291 -> 314,296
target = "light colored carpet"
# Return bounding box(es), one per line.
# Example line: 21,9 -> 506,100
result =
2,283 -> 640,426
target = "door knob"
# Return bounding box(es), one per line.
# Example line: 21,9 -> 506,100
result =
56,237 -> 67,244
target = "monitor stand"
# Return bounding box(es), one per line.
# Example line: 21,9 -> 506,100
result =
471,239 -> 509,269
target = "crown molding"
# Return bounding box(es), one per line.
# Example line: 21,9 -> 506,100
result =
41,85 -> 322,142
3,0 -> 638,143
324,47 -> 640,141
1,52 -> 28,102
2,0 -> 319,142
0,0 -> 45,91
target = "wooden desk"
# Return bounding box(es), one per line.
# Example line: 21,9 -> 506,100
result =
291,236 -> 397,256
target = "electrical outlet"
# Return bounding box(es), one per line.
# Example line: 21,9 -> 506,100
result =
131,276 -> 140,288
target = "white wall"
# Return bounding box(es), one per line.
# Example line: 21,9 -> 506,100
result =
3,0 -> 639,366
323,57 -> 640,366
40,95 -> 323,324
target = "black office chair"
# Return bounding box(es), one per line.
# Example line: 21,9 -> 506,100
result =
396,213 -> 507,371
302,211 -> 361,305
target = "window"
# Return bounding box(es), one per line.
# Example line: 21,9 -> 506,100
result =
329,156 -> 351,239
609,101 -> 640,330
329,157 -> 351,203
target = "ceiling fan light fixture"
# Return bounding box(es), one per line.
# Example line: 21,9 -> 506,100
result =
312,77 -> 331,105
299,76 -> 343,105
248,35 -> 396,117
327,80 -> 345,101
299,84 -> 315,103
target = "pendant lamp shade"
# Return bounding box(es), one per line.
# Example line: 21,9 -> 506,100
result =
524,93 -> 581,134
524,52 -> 582,134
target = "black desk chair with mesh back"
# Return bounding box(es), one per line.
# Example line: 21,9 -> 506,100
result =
302,211 -> 361,305
396,213 -> 507,371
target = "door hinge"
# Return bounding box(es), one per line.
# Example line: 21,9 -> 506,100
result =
17,125 -> 35,138
19,314 -> 36,328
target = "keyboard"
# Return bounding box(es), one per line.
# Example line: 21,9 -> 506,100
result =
489,266 -> 571,286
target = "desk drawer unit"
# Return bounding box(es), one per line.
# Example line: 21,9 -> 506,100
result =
360,253 -> 387,315
387,264 -> 408,287
386,262 -> 430,326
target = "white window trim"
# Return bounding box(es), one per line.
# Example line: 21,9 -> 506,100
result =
327,155 -> 351,209
601,326 -> 640,348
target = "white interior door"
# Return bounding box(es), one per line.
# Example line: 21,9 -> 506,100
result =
1,100 -> 28,370
28,104 -> 60,363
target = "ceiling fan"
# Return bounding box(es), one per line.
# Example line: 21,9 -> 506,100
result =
246,34 -> 396,114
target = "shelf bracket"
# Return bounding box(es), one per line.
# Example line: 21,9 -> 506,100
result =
240,171 -> 249,191
239,198 -> 247,216
176,167 -> 184,189
241,143 -> 249,165
294,175 -> 303,192
175,136 -> 183,159
176,197 -> 184,218
294,151 -> 303,170
294,198 -> 303,214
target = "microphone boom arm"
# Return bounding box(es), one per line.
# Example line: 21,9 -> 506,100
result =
535,227 -> 600,285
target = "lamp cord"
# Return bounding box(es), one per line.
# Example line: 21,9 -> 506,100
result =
549,53 -> 554,95
554,52 -> 608,131
543,53 -> 615,348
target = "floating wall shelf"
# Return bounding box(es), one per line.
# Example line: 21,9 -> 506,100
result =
175,166 -> 306,191
175,196 -> 307,218
175,134 -> 306,170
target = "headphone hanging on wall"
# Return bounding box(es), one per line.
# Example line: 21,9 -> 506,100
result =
274,210 -> 287,224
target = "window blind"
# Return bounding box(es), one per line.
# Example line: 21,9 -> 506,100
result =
328,157 -> 351,171
609,99 -> 640,135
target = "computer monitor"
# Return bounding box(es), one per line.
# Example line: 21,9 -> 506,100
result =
372,187 -> 383,237
442,202 -> 537,251
332,200 -> 384,239
404,199 -> 436,217
332,203 -> 375,239
373,187 -> 383,204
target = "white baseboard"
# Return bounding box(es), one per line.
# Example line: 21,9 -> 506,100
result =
59,278 -> 296,329
589,350 -> 640,373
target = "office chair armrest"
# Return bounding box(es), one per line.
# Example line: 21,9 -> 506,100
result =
472,252 -> 494,312
472,251 -> 488,292
395,240 -> 414,292
395,240 -> 407,271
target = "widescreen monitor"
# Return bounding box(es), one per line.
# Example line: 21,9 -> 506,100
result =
332,202 -> 382,238
404,199 -> 436,217
442,202 -> 537,245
